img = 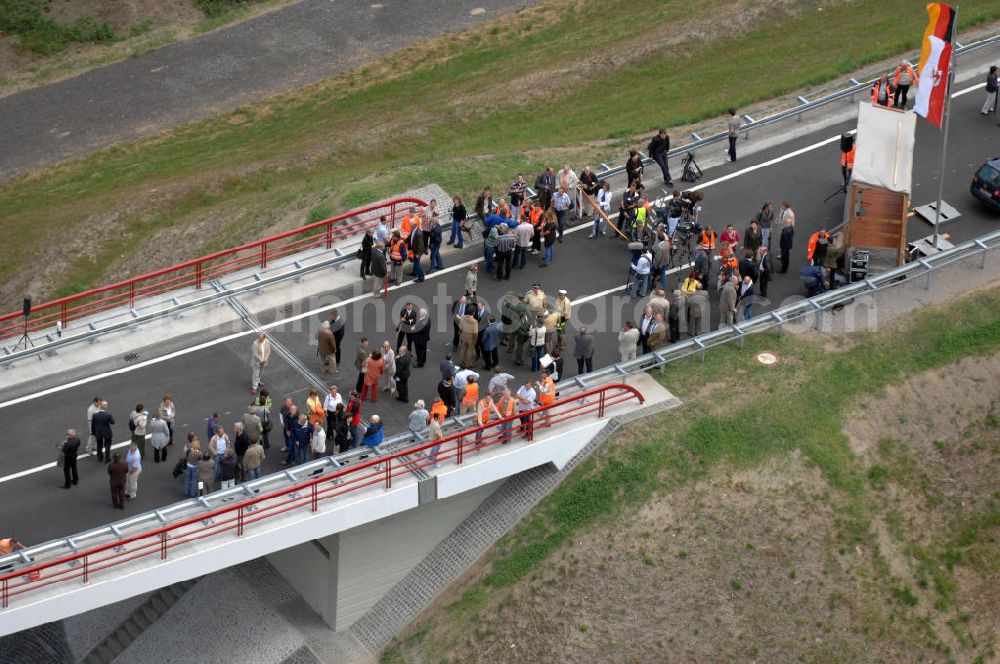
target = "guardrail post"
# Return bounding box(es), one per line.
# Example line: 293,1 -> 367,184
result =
60,302 -> 68,329
195,261 -> 203,290
128,282 -> 135,310
925,272 -> 932,291
260,243 -> 268,270
160,532 -> 168,560
1,578 -> 7,608
311,483 -> 319,511
325,221 -> 334,250
457,436 -> 464,465
526,413 -> 534,442
598,391 -> 606,419
385,458 -> 392,489
82,555 -> 89,584
237,508 -> 245,536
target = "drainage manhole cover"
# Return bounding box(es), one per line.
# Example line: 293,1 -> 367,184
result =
123,351 -> 140,363
755,351 -> 779,366
280,304 -> 294,317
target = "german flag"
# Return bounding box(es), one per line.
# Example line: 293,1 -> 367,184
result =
914,3 -> 955,128
918,2 -> 956,73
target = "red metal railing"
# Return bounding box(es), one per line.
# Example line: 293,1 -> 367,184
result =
0,197 -> 427,340
0,383 -> 643,608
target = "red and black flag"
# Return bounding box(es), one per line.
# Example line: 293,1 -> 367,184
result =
914,3 -> 956,127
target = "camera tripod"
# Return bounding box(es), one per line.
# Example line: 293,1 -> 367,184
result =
823,182 -> 848,204
13,318 -> 33,351
667,232 -> 695,270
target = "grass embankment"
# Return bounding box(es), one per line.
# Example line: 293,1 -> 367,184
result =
0,0 -> 289,95
2,0 -> 999,304
383,287 -> 1000,663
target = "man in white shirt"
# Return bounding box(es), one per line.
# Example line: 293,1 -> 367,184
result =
251,332 -> 271,390
454,367 -> 479,406
86,396 -> 101,454
514,219 -> 534,269
552,187 -> 572,241
515,380 -> 537,439
374,216 -> 390,245
323,385 -> 343,439
488,366 -> 515,397
210,426 -> 230,481
629,251 -> 652,299
529,318 -> 548,372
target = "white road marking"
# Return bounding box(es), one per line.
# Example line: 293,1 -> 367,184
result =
0,81 -> 982,412
0,440 -> 135,485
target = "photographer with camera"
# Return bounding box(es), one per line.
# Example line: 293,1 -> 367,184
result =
665,190 -> 689,238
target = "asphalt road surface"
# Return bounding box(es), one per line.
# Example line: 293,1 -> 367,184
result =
0,0 -> 540,180
0,86 -> 997,546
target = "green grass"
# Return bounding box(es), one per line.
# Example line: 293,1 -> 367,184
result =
453,288 -> 1000,610
4,0 -> 1000,301
0,0 -> 119,55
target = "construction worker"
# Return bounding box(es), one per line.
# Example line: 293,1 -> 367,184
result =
699,227 -> 717,251
529,203 -> 545,253
0,537 -> 24,556
841,140 -> 856,187
495,388 -> 517,444
400,207 -> 419,240
388,231 -> 406,284
430,397 -> 449,424
892,61 -> 917,109
475,392 -> 501,448
554,289 -> 572,349
871,73 -> 894,108
460,379 -> 480,415
494,198 -> 511,219
807,228 -> 831,266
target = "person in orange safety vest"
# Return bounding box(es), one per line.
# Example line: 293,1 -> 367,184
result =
807,228 -> 831,266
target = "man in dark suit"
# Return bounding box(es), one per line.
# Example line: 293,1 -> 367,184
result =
397,302 -> 417,350
329,309 -> 346,368
573,327 -> 594,375
60,429 -> 81,488
394,346 -> 412,403
107,452 -> 128,509
408,309 -> 431,367
437,377 -> 457,417
91,401 -> 115,463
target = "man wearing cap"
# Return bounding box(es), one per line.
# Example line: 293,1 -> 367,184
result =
555,290 -> 572,349
495,224 -> 516,280
525,284 -> 546,319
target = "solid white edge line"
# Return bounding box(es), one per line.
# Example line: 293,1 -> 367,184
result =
0,81 -> 983,412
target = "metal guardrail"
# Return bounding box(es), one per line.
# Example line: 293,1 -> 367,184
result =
592,33 -> 1000,182
0,197 -> 425,342
566,227 -> 1000,390
1,224 -> 996,588
0,384 -> 644,608
0,198 -> 425,366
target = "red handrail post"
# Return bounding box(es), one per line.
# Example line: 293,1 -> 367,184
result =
82,556 -> 89,584
598,391 -> 606,419
195,261 -> 203,290
457,436 -> 464,465
325,221 -> 334,250
128,282 -> 135,310
60,302 -> 68,329
160,533 -> 168,560
385,458 -> 392,490
1,578 -> 7,608
527,413 -> 534,442
237,509 -> 245,536
260,243 -> 268,270
311,484 -> 319,512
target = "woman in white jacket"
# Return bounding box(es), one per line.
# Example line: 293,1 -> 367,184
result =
589,182 -> 613,239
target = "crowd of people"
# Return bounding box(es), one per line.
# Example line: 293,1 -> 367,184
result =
43,113 -> 830,528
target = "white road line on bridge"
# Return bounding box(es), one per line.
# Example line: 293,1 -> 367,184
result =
0,440 -> 135,485
0,81 -> 983,413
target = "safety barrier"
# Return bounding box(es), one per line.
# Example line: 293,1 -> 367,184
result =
564,227 -> 1000,392
0,383 -> 643,609
592,33 -> 1000,184
0,197 -> 426,339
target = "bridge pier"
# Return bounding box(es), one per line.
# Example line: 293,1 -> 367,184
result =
267,480 -> 500,631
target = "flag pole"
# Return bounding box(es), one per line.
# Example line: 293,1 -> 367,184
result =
932,6 -> 957,250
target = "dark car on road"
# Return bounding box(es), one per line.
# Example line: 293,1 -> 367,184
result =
971,156 -> 1000,211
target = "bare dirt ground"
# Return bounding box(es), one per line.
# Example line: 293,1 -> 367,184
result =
387,349 -> 1000,663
